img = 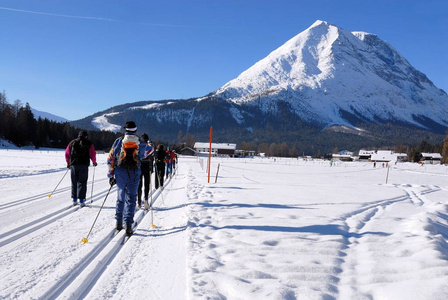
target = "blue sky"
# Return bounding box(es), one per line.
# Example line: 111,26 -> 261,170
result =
1,0 -> 447,121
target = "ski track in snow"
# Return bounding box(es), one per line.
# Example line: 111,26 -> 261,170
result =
0,151 -> 448,299
186,158 -> 448,299
338,184 -> 448,299
84,166 -> 189,299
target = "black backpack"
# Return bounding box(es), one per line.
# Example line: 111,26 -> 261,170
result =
70,138 -> 91,165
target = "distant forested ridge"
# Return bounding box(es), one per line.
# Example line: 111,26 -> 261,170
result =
1,90 -> 448,163
0,91 -> 120,150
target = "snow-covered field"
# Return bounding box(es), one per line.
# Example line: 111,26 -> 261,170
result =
0,149 -> 448,299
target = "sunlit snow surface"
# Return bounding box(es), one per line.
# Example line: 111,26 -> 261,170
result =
0,149 -> 447,299
91,113 -> 122,132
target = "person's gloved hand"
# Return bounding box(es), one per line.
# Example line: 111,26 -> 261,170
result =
109,177 -> 116,187
93,162 -> 98,167
67,163 -> 70,169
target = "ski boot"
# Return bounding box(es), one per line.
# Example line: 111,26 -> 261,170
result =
125,223 -> 134,236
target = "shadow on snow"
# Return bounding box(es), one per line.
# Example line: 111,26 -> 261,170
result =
198,223 -> 390,238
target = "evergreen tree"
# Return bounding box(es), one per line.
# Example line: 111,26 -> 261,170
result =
16,103 -> 36,146
418,140 -> 433,153
442,131 -> 448,164
279,142 -> 289,157
176,130 -> 183,145
268,143 -> 278,157
257,143 -> 269,156
288,144 -> 299,157
0,91 -> 9,139
184,133 -> 196,148
12,99 -> 22,116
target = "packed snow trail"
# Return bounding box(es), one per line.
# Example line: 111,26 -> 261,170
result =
85,163 -> 189,299
0,185 -> 112,249
0,150 -> 187,299
39,169 -> 176,299
0,154 -> 122,299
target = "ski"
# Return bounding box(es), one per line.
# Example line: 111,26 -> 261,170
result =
122,235 -> 130,244
122,221 -> 138,245
113,228 -> 122,237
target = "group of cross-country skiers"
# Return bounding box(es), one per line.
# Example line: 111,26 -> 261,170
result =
65,120 -> 177,236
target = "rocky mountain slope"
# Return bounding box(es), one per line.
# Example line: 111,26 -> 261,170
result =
71,20 -> 448,153
214,20 -> 448,132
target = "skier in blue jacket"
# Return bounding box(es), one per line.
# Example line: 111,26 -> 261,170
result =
137,133 -> 154,209
107,121 -> 145,236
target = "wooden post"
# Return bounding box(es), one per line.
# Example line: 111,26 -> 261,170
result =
215,163 -> 220,183
386,165 -> 390,184
208,127 -> 213,183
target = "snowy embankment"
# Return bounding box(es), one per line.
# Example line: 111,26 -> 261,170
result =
0,149 -> 447,299
91,114 -> 122,132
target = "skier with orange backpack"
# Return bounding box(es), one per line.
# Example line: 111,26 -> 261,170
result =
107,121 -> 145,236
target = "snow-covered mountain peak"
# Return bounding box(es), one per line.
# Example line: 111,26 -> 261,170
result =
31,107 -> 68,123
215,20 -> 340,100
352,31 -> 374,41
214,20 -> 448,131
310,19 -> 327,28
307,19 -> 336,32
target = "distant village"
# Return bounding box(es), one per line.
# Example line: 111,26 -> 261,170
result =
332,150 -> 442,164
183,142 -> 444,165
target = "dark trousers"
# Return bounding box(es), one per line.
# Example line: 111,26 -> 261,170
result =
155,162 -> 165,189
70,164 -> 88,200
138,162 -> 152,204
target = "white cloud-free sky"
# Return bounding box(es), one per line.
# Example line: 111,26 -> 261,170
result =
0,0 -> 447,120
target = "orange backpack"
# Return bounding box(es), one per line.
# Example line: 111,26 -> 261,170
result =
117,135 -> 140,170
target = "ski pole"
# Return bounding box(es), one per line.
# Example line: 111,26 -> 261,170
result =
81,183 -> 113,244
150,168 -> 156,227
155,162 -> 165,201
89,166 -> 96,208
155,162 -> 161,190
48,168 -> 70,198
144,165 -> 150,211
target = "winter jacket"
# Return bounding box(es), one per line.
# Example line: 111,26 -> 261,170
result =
65,137 -> 97,166
140,141 -> 155,170
107,133 -> 145,178
155,148 -> 168,165
165,150 -> 177,163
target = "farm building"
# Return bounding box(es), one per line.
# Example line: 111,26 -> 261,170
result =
370,150 -> 407,163
332,150 -> 354,161
421,153 -> 442,164
194,142 -> 237,157
358,150 -> 376,161
180,147 -> 196,156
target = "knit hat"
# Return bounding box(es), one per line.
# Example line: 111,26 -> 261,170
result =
124,121 -> 137,132
78,130 -> 88,137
